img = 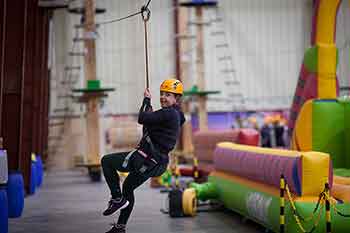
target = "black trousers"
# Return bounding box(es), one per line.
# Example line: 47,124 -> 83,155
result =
101,151 -> 167,224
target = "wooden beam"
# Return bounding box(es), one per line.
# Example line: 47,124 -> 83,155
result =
84,0 -> 100,165
21,0 -> 37,194
0,0 -> 5,135
2,0 -> 27,171
32,4 -> 47,163
38,0 -> 68,8
41,10 -> 50,162
195,7 -> 208,131
177,1 -> 194,154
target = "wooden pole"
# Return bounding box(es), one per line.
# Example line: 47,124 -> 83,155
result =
178,4 -> 194,154
84,0 -> 100,165
182,101 -> 194,154
195,7 -> 208,131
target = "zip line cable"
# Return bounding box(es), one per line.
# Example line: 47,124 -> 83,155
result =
98,11 -> 142,25
144,0 -> 152,9
97,0 -> 152,26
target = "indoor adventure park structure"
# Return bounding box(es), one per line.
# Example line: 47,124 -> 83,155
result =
1,1 -> 350,233
167,1 -> 350,233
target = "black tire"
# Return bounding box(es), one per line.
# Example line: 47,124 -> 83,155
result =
88,168 -> 102,182
168,189 -> 184,217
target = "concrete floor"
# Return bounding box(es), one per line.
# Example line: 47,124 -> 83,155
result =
9,170 -> 265,233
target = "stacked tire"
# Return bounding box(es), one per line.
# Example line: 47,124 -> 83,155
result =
0,186 -> 8,233
35,155 -> 44,188
168,188 -> 197,218
7,172 -> 24,218
0,150 -> 8,233
29,153 -> 45,194
29,162 -> 37,195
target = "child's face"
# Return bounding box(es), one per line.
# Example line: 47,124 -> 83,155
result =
160,91 -> 177,108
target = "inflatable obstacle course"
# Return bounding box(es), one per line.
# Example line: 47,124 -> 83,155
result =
156,129 -> 260,190
292,98 -> 350,202
193,129 -> 259,175
292,99 -> 350,169
288,0 -> 350,205
289,0 -> 340,132
178,143 -> 350,232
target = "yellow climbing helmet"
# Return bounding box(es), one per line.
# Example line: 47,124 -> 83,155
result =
160,78 -> 183,95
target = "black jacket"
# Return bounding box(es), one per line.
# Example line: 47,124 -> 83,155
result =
137,97 -> 185,162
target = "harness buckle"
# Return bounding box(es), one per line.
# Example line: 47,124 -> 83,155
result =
122,149 -> 136,168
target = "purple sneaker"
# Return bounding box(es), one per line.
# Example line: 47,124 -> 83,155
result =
103,197 -> 129,216
105,223 -> 126,233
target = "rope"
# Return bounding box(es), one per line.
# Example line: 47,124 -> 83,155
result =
285,182 -> 325,222
285,184 -> 311,233
287,181 -> 350,233
282,176 -> 327,233
323,192 -> 350,218
141,6 -> 151,89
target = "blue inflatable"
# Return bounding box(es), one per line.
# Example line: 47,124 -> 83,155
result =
7,172 -> 24,218
0,187 -> 8,233
28,162 -> 37,195
35,155 -> 43,187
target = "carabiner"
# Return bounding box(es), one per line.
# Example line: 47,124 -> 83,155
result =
141,5 -> 151,22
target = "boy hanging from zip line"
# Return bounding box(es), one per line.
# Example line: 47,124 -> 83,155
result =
101,78 -> 186,233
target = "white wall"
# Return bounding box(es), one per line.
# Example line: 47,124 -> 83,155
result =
50,0 -> 350,115
200,0 -> 313,111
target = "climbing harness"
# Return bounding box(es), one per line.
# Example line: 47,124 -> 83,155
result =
122,149 -> 137,168
143,131 -> 164,164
